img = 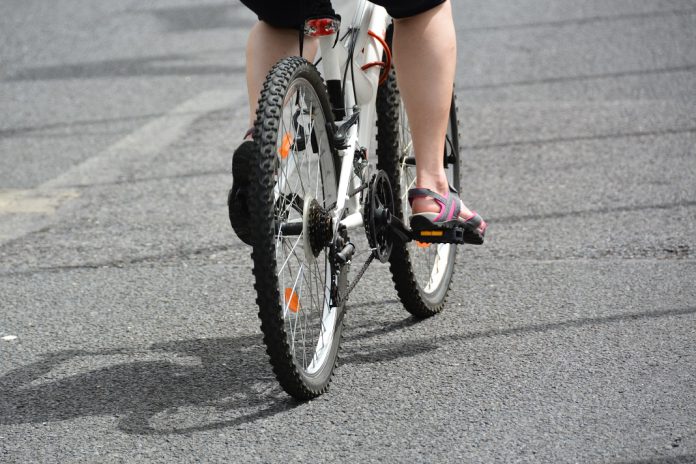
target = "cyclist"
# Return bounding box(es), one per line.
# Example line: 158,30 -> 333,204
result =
229,0 -> 487,245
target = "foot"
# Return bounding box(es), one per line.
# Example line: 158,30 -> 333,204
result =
410,193 -> 475,221
407,186 -> 487,244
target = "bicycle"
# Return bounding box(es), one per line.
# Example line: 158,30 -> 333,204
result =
240,0 -> 465,399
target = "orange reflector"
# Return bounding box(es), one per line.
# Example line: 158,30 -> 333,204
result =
284,288 -> 300,313
420,230 -> 444,237
416,241 -> 431,248
279,133 -> 293,159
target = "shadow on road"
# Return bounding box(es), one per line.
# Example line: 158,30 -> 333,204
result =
2,305 -> 694,435
0,335 -> 298,435
0,304 -> 424,435
0,296 -> 431,435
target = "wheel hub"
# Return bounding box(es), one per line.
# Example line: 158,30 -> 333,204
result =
304,197 -> 333,259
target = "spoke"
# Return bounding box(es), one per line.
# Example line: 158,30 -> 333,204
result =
302,263 -> 318,364
401,168 -> 417,206
291,92 -> 308,196
303,293 -> 311,368
303,93 -> 312,193
304,253 -> 328,367
290,149 -> 306,197
278,235 -> 308,360
277,102 -> 296,212
401,139 -> 413,157
314,257 -> 328,346
279,240 -> 297,319
305,101 -> 322,201
287,263 -> 305,354
305,99 -> 320,198
277,234 -> 304,276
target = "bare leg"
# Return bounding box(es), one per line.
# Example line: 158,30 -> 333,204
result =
392,1 -> 473,218
245,22 -> 317,136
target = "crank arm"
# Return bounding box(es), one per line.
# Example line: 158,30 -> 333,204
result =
386,213 -> 413,243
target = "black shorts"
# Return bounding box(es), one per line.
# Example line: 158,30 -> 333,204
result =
240,0 -> 446,29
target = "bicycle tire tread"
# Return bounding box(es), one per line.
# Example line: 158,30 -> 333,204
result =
249,56 -> 342,400
375,66 -> 459,319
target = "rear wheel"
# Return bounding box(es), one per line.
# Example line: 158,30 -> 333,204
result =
249,57 -> 346,399
375,64 -> 461,318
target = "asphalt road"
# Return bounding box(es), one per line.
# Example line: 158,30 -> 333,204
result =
1,1 -> 695,462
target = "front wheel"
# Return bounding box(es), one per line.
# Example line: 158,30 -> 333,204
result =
248,57 -> 346,399
376,67 -> 461,318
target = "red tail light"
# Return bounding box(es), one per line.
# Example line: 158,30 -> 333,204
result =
304,18 -> 340,37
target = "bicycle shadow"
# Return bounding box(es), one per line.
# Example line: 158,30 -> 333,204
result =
0,335 -> 296,435
0,305 -> 429,435
340,307 -> 439,365
11,302 -> 687,435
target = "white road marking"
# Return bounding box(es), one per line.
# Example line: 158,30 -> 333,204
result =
0,89 -> 240,246
2,335 -> 18,341
0,189 -> 79,214
43,89 -> 237,189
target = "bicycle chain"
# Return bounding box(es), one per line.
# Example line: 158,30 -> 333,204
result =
339,250 -> 375,305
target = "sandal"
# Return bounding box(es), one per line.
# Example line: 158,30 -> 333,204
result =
227,139 -> 256,246
408,186 -> 487,245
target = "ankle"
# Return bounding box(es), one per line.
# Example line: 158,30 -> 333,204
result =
416,178 -> 449,197
410,196 -> 441,215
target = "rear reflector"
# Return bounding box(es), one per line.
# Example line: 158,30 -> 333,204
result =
284,288 -> 300,313
279,132 -> 293,159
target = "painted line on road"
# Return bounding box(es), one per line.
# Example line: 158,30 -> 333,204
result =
43,89 -> 237,189
0,189 -> 79,214
0,89 -> 240,246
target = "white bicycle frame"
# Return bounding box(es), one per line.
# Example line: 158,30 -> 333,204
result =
313,0 -> 391,233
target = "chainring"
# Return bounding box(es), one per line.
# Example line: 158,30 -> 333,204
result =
363,170 -> 395,263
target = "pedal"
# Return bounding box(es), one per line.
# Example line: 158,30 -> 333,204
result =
407,214 -> 485,245
412,228 -> 466,244
384,204 -> 483,246
386,214 -> 464,245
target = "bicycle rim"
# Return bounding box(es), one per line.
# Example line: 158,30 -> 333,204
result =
275,78 -> 338,374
